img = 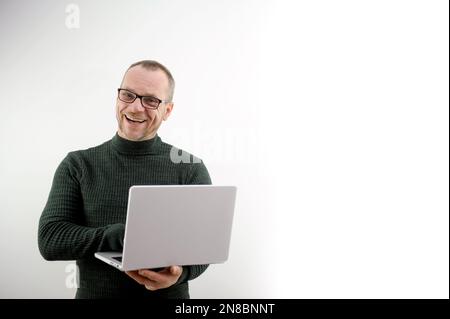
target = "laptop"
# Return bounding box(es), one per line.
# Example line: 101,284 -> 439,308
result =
95,185 -> 237,271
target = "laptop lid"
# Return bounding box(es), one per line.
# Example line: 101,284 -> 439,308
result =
121,185 -> 237,271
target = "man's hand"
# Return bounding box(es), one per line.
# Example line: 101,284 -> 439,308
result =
126,266 -> 183,291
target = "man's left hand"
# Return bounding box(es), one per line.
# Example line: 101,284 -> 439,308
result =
126,266 -> 183,291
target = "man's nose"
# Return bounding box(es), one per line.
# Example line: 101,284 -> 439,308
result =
128,98 -> 145,112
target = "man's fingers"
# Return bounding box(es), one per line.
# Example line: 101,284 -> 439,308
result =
170,266 -> 182,275
126,271 -> 158,288
138,269 -> 166,282
126,266 -> 182,291
145,283 -> 156,291
126,271 -> 149,285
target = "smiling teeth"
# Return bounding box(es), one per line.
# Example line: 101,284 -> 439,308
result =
126,115 -> 145,122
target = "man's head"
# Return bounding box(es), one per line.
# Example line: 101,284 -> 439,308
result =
116,60 -> 175,141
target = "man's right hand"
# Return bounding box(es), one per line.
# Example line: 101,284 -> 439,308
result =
104,223 -> 125,251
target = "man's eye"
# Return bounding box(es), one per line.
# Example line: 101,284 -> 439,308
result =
144,97 -> 158,104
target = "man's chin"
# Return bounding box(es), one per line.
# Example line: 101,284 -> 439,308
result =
119,129 -> 155,142
125,133 -> 146,141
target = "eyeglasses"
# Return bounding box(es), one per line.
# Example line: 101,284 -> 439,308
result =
117,88 -> 169,110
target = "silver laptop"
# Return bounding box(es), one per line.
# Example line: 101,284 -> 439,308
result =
95,185 -> 237,271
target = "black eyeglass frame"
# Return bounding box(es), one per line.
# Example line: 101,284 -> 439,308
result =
117,88 -> 170,109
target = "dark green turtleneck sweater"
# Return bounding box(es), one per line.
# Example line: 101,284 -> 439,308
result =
38,133 -> 211,299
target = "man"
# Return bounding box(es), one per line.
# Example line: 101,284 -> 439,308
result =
38,60 -> 211,298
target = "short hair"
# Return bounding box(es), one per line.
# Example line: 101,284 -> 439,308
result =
127,60 -> 175,102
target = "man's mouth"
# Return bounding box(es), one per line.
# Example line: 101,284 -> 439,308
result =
124,114 -> 146,124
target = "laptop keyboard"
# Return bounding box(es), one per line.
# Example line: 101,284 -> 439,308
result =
112,256 -> 122,262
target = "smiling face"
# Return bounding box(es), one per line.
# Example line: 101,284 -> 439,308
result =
116,66 -> 173,141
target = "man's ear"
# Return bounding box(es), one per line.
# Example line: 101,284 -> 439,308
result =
163,102 -> 174,121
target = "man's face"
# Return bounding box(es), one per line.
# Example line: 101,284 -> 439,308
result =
116,66 -> 173,141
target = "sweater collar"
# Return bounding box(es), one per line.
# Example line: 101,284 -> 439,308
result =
111,132 -> 162,155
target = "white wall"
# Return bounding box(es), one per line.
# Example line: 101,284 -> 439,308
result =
0,0 -> 448,298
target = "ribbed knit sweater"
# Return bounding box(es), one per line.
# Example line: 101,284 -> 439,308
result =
38,133 -> 211,298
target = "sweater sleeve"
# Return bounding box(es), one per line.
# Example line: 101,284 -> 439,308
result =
38,153 -> 120,261
187,159 -> 212,185
176,160 -> 212,284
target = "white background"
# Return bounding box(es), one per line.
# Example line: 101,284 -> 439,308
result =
0,0 -> 448,298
